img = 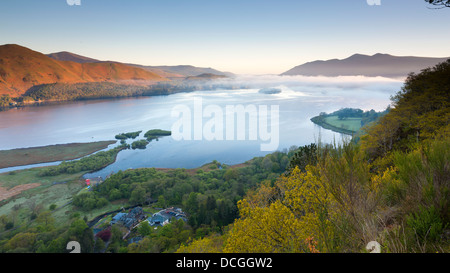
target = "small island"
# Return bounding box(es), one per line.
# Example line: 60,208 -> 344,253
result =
144,129 -> 172,141
126,129 -> 172,150
258,87 -> 282,94
131,139 -> 150,150
115,131 -> 142,140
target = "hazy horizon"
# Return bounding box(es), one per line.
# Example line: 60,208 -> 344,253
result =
1,0 -> 450,74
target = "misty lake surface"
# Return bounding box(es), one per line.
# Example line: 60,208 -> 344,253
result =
0,76 -> 404,178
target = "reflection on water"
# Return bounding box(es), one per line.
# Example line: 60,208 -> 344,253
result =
0,78 -> 403,177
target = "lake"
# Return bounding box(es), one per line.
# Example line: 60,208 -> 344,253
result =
0,76 -> 404,178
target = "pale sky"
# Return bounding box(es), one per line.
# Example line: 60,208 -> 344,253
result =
1,0 -> 450,74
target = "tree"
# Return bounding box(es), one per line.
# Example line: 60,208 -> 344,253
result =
223,166 -> 335,253
138,221 -> 152,236
130,185 -> 146,204
68,219 -> 89,239
185,192 -> 199,215
206,195 -> 217,211
425,0 -> 450,8
0,94 -> 12,107
223,168 -> 239,181
177,234 -> 225,253
79,227 -> 95,253
262,156 -> 273,171
287,144 -> 317,173
96,228 -> 112,242
224,199 -> 311,253
67,219 -> 94,253
157,195 -> 167,208
107,225 -> 125,253
361,59 -> 450,162
5,233 -> 37,252
73,192 -> 108,211
36,211 -> 55,231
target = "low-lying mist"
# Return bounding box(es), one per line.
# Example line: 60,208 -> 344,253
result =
217,73 -> 404,89
190,74 -> 405,112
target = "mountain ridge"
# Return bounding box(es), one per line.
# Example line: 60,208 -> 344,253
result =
46,51 -> 101,63
45,51 -> 233,78
0,44 -> 169,97
281,53 -> 450,78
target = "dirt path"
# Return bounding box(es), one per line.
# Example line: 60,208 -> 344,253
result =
0,183 -> 41,201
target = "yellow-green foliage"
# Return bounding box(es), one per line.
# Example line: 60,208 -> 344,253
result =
222,166 -> 334,253
176,234 -> 225,253
217,137 -> 449,253
221,141 -> 388,253
360,60 -> 450,161
224,199 -> 304,253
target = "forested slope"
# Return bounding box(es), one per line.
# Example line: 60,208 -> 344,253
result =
178,60 -> 450,253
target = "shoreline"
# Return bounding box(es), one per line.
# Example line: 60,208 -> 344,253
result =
0,141 -> 117,169
0,78 -> 242,112
310,115 -> 356,136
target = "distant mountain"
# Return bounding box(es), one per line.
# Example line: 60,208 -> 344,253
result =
46,51 -> 233,79
46,52 -> 186,79
184,73 -> 228,81
123,64 -> 185,79
281,53 -> 450,78
147,65 -> 234,78
0,44 -> 169,97
46,51 -> 100,63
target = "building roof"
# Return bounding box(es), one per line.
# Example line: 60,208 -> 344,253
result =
148,208 -> 187,226
110,212 -> 127,224
112,213 -> 127,220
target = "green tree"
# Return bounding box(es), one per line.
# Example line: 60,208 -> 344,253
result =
223,168 -> 239,181
36,211 -> 55,232
138,221 -> 152,236
157,195 -> 167,208
287,144 -> 317,173
185,192 -> 199,215
5,233 -> 37,252
68,219 -> 89,239
130,185 -> 146,204
361,59 -> 450,162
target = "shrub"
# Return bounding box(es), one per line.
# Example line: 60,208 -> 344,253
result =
406,205 -> 446,243
72,192 -> 109,211
96,228 -> 112,242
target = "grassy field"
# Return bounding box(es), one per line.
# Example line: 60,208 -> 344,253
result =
324,116 -> 362,132
0,167 -> 87,227
0,140 -> 117,169
0,141 -> 124,230
0,166 -> 133,230
311,115 -> 362,135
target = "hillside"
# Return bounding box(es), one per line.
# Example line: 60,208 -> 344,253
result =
45,51 -> 233,79
46,51 -> 100,63
148,65 -> 234,78
0,44 -> 169,97
177,59 -> 450,254
45,52 -> 185,79
184,73 -> 228,81
281,53 -> 450,78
